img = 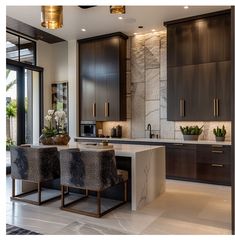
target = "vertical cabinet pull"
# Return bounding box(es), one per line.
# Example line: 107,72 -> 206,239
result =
216,98 -> 219,117
92,103 -> 96,117
213,98 -> 216,117
213,98 -> 219,117
179,99 -> 185,117
105,102 -> 109,117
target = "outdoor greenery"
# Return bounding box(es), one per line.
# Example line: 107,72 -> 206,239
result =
213,125 -> 226,137
180,125 -> 203,135
6,138 -> 14,151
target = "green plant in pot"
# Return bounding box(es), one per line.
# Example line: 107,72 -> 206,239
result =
213,125 -> 226,142
180,125 -> 203,141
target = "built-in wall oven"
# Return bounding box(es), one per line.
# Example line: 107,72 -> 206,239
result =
80,121 -> 96,137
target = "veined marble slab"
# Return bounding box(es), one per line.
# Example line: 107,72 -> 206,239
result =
57,143 -> 166,211
74,137 -> 232,146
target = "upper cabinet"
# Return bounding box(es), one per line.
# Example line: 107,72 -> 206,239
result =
165,10 -> 231,121
79,33 -> 127,121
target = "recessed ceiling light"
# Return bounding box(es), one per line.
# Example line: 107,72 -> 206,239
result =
133,33 -> 137,35
81,28 -> 86,32
152,29 -> 156,32
184,6 -> 189,9
118,16 -> 123,20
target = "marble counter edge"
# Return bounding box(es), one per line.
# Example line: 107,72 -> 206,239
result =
74,137 -> 231,146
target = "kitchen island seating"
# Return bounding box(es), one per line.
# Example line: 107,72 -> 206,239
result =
10,146 -> 61,205
59,148 -> 128,217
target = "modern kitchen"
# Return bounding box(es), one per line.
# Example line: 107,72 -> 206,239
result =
5,4 -> 235,236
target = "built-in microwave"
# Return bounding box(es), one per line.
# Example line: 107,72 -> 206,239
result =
80,121 -> 96,137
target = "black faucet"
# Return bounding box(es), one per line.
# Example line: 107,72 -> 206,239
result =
147,123 -> 152,138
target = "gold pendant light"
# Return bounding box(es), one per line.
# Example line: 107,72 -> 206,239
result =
110,6 -> 125,14
41,6 -> 63,29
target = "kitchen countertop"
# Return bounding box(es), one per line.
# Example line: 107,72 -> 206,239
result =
74,137 -> 232,146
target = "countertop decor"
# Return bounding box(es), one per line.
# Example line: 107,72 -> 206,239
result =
39,109 -> 70,145
213,125 -> 226,142
180,125 -> 203,141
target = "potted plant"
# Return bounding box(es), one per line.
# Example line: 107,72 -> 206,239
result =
180,125 -> 203,141
39,109 -> 70,145
213,125 -> 226,142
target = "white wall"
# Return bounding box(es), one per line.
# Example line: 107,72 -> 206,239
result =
37,40 -> 78,138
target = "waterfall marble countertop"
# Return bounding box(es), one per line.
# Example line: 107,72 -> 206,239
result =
74,137 -> 231,146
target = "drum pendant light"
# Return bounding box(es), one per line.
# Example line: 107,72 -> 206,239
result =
41,6 -> 63,29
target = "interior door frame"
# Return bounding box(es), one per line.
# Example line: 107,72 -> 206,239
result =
6,59 -> 44,145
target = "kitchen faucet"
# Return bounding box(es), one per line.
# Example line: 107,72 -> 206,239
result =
147,123 -> 152,138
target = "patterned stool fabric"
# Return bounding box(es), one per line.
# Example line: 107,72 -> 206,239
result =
60,148 -> 128,217
10,146 -> 61,205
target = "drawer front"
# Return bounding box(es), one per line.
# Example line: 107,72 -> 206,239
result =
197,163 -> 231,185
166,143 -> 196,150
197,145 -> 231,164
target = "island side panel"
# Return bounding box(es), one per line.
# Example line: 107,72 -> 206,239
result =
132,146 -> 165,210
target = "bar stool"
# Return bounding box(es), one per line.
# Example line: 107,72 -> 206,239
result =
60,148 -> 128,217
10,146 -> 61,205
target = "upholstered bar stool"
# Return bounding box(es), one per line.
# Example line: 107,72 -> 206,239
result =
10,146 -> 61,205
59,148 -> 128,217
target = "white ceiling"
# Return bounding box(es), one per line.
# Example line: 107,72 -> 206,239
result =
7,5 -> 230,40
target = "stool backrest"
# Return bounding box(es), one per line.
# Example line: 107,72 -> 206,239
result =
60,148 -> 119,191
10,146 -> 60,182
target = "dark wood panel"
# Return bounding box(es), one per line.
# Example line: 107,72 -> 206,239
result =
197,145 -> 231,164
216,61 -> 231,120
7,16 -> 65,43
197,163 -> 231,185
166,145 -> 196,179
80,41 -> 96,121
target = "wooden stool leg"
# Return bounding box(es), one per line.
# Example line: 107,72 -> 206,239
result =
97,191 -> 101,216
12,178 -> 15,197
61,185 -> 65,207
124,181 -> 127,202
38,182 -> 41,204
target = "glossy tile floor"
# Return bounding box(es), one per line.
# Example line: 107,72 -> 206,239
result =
6,175 -> 231,235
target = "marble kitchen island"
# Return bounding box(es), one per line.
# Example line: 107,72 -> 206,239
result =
17,143 -> 165,211
72,143 -> 165,211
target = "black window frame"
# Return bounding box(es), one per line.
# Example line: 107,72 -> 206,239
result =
6,30 -> 37,66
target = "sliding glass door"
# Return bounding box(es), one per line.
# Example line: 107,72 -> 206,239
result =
6,62 -> 43,145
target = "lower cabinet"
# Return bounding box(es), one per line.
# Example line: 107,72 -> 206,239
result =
166,144 -> 196,180
196,145 -> 231,185
166,143 -> 231,185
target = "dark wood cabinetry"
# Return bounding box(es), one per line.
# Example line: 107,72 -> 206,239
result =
166,143 -> 231,185
79,32 -> 127,122
166,144 -> 196,180
165,10 -> 231,121
196,145 -> 231,185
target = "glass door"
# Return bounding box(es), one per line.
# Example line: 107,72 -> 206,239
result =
6,64 -> 43,146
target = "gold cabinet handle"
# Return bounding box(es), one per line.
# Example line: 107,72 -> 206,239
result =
216,98 -> 219,117
92,103 -> 96,117
211,150 -> 223,154
213,98 -> 216,117
211,145 -> 223,148
173,143 -> 184,146
179,99 -> 185,117
105,102 -> 109,117
211,164 -> 224,167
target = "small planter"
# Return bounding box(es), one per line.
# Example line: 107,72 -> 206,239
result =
183,135 -> 199,141
215,136 -> 225,142
39,135 -> 54,145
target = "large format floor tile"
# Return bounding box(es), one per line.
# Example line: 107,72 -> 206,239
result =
5,176 -> 232,235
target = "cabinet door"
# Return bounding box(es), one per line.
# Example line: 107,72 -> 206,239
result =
216,61 -> 231,120
196,63 -> 216,120
166,144 -> 196,180
167,65 -> 198,120
104,37 -> 120,121
80,42 -> 96,121
95,39 -> 107,121
196,145 -> 231,185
